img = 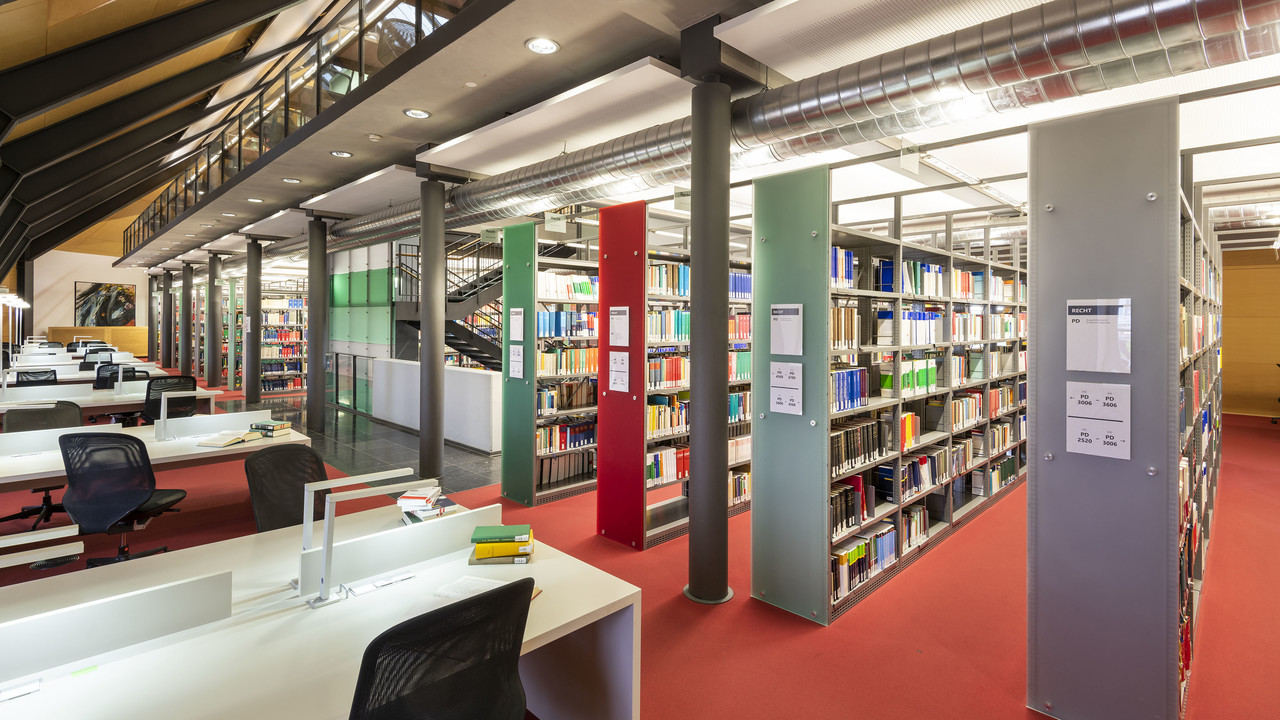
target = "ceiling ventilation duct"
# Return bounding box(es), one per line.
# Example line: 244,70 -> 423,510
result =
318,0 -> 1280,252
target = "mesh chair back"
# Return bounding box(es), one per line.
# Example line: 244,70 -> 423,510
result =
39,341 -> 62,348
144,375 -> 198,420
94,364 -> 137,389
1,350 -> 8,370
244,444 -> 328,532
79,361 -> 98,371
16,369 -> 58,386
2,400 -> 82,433
85,340 -> 108,346
59,433 -> 156,535
84,352 -> 110,363
348,577 -> 535,720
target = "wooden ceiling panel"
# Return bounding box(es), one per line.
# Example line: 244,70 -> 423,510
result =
58,190 -> 167,257
0,1 -> 51,70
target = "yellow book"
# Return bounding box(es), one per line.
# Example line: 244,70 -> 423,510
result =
473,532 -> 535,559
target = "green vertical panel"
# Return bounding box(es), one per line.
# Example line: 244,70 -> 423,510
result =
501,222 -> 537,506
751,165 -> 834,624
329,308 -> 350,342
369,267 -> 392,304
350,270 -> 370,307
331,273 -> 350,308
367,306 -> 392,345
349,307 -> 370,343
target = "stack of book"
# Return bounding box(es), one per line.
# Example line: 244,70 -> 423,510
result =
250,419 -> 291,436
398,486 -> 459,524
469,524 -> 535,565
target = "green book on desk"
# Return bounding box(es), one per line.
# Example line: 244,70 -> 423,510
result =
470,524 -> 531,544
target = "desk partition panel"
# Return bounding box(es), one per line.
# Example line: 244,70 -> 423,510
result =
0,424 -> 124,456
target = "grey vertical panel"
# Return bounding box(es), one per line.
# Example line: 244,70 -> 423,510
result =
147,275 -> 158,361
161,271 -> 174,367
306,219 -> 328,431
687,80 -> 732,604
244,240 -> 262,403
419,180 -> 445,480
205,254 -> 221,387
1027,99 -> 1179,720
180,263 -> 193,376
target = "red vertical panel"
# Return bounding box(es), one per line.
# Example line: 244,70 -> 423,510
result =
596,201 -> 648,549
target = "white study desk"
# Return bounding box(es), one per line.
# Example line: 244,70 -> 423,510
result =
0,411 -> 310,494
10,357 -> 158,371
0,505 -> 641,719
2,366 -> 172,384
0,382 -> 220,420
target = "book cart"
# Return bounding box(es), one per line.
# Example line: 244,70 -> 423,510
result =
500,221 -> 601,506
595,200 -> 753,550
749,165 -> 1028,625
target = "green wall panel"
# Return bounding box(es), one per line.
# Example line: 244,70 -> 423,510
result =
330,308 -> 351,342
350,270 -> 370,306
751,165 -> 835,623
331,274 -> 350,308
369,267 -> 392,304
367,307 -> 392,345
500,222 -> 537,506
349,307 -> 370,343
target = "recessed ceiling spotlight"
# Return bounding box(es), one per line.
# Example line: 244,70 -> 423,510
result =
525,37 -> 559,55
184,234 -> 196,237
247,198 -> 264,203
330,150 -> 353,158
403,108 -> 431,119
222,212 -> 238,217
160,247 -> 171,250
200,224 -> 214,228
463,81 -> 478,88
282,177 -> 302,184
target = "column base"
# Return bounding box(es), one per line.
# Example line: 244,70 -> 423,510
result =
683,584 -> 733,605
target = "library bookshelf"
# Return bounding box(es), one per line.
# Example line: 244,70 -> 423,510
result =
500,221 -> 600,507
596,200 -> 753,551
749,165 -> 1028,625
1025,99 -> 1222,720
214,285 -> 308,393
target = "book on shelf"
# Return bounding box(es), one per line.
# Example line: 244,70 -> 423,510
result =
901,260 -> 945,296
829,415 -> 891,477
646,444 -> 689,487
538,272 -> 598,301
648,262 -> 690,297
536,420 -> 596,455
538,450 -> 595,489
830,306 -> 859,350
196,430 -> 264,448
537,310 -> 597,338
537,379 -> 597,415
729,469 -> 752,504
647,309 -> 690,342
729,271 -> 752,300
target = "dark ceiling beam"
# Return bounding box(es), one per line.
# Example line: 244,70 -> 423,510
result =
0,0 -> 307,142
21,136 -> 187,226
0,203 -> 28,281
23,159 -> 193,261
26,159 -> 171,240
0,33 -> 313,219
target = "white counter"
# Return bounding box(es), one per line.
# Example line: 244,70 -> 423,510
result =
369,358 -> 502,453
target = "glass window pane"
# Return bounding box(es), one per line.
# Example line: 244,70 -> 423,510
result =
222,124 -> 241,180
319,1 -> 361,112
288,44 -> 316,133
207,137 -> 223,191
240,100 -> 262,167
261,78 -> 287,154
362,0 -> 418,77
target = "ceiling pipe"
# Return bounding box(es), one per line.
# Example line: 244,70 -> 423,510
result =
310,0 -> 1280,254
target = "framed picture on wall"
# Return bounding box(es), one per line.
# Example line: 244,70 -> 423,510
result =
74,282 -> 137,327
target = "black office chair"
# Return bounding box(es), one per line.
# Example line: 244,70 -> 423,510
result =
15,369 -> 58,386
1,349 -> 8,370
58,433 -> 186,567
39,341 -> 62,348
141,375 -> 199,424
348,577 -> 535,720
0,401 -> 83,529
244,444 -> 328,532
84,351 -> 117,363
79,360 -> 98,371
94,363 -> 138,390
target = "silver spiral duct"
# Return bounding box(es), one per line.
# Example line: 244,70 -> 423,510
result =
1209,202 -> 1280,229
220,234 -> 308,272
314,0 -> 1280,255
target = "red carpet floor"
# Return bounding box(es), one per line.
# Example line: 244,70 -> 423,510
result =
448,413 -> 1280,720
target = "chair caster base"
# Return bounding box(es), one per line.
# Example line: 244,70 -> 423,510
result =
86,546 -> 168,568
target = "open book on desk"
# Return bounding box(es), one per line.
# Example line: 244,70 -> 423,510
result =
196,430 -> 264,448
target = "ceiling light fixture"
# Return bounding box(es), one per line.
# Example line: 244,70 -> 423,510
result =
222,212 -> 237,217
184,234 -> 196,237
200,224 -> 214,228
463,81 -> 478,88
524,37 -> 559,55
403,108 -> 431,119
282,177 -> 302,184
247,198 -> 264,203
330,150 -> 352,158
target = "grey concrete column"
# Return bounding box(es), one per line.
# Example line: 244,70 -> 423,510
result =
179,262 -> 193,376
245,239 -> 263,403
161,271 -> 174,367
204,253 -> 222,387
306,218 -> 328,431
147,275 -> 158,361
19,259 -> 32,340
685,79 -> 732,605
419,179 -> 445,480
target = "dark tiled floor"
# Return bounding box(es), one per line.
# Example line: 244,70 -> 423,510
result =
217,395 -> 501,496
